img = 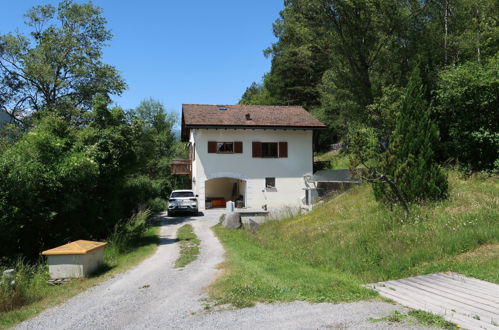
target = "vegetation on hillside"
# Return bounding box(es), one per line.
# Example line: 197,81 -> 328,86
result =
211,172 -> 499,307
240,0 -> 498,172
349,68 -> 448,216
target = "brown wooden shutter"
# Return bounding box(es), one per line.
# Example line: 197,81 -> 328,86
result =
279,142 -> 288,158
252,142 -> 261,157
234,141 -> 243,153
208,141 -> 217,153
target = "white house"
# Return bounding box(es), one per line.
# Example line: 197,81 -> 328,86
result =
174,104 -> 326,210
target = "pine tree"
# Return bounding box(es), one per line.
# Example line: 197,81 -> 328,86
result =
374,68 -> 448,204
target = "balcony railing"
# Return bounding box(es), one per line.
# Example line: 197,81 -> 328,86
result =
171,159 -> 192,175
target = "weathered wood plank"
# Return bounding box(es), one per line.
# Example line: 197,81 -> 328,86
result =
383,279 -> 497,319
415,274 -> 499,301
372,285 -> 491,329
366,273 -> 499,330
406,276 -> 499,308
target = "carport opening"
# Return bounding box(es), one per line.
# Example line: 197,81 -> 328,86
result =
205,177 -> 246,209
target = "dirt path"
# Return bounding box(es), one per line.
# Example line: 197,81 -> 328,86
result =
16,210 -> 429,330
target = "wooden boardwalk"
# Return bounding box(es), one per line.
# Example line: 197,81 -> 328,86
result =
366,273 -> 499,329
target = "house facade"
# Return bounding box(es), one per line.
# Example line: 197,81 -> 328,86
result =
178,104 -> 325,210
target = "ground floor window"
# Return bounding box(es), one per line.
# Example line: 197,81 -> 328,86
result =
265,177 -> 276,189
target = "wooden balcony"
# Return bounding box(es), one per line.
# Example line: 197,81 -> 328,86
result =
171,159 -> 192,175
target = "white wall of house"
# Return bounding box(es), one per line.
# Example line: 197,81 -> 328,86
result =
190,128 -> 313,210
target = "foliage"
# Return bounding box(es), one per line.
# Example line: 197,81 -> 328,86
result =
407,310 -> 457,329
0,0 -> 125,123
314,151 -> 350,170
147,198 -> 167,214
0,95 -> 181,261
373,69 -> 448,205
174,224 -> 200,268
370,310 -> 456,329
130,98 -> 189,196
211,171 -> 498,307
238,82 -> 279,105
0,261 -> 43,314
0,123 -> 23,153
107,210 -> 151,254
240,0 -> 498,154
435,55 -> 499,172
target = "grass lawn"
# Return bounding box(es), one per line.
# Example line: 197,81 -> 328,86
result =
175,224 -> 200,268
0,225 -> 160,329
314,151 -> 350,169
210,171 -> 499,307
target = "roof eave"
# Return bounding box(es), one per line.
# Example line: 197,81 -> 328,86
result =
184,124 -> 327,130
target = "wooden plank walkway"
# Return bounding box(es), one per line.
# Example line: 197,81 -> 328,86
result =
366,273 -> 499,330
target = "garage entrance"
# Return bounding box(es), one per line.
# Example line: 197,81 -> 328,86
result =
205,177 -> 246,209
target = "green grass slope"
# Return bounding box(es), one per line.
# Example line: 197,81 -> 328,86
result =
211,171 -> 499,307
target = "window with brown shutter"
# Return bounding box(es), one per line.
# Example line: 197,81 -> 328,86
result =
217,142 -> 234,153
252,142 -> 261,157
234,141 -> 243,153
279,142 -> 288,158
208,141 -> 217,153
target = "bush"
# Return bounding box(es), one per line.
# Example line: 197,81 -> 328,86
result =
0,261 -> 46,313
435,56 -> 499,172
122,176 -> 161,209
107,210 -> 151,253
0,98 -> 146,261
147,198 -> 167,214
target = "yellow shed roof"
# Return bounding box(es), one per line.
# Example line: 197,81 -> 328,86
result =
42,240 -> 107,255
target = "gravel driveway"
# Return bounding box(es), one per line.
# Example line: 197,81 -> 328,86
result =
16,210 -> 430,330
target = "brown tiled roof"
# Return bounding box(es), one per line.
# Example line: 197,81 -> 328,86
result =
182,104 -> 326,129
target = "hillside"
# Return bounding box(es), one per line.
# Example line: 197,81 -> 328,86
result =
211,171 -> 499,307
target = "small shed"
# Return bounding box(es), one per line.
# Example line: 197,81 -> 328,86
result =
42,240 -> 107,279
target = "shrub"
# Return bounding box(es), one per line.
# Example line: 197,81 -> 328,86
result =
0,261 -> 46,313
435,56 -> 499,172
147,198 -> 167,214
107,210 -> 151,253
122,176 -> 161,209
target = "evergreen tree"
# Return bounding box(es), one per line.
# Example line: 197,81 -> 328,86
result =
374,68 -> 448,204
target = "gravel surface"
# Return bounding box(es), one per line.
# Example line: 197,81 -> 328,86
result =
16,210 -> 430,330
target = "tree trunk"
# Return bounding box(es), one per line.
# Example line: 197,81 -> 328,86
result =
381,175 -> 409,218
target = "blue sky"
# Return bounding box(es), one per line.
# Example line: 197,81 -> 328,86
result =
0,1 -> 282,115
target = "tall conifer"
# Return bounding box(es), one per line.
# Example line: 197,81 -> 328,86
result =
374,68 -> 448,203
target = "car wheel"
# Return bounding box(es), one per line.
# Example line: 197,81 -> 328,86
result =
167,211 -> 174,217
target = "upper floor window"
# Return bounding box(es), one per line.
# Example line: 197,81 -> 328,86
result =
208,141 -> 243,154
217,142 -> 233,153
252,141 -> 288,158
261,143 -> 278,157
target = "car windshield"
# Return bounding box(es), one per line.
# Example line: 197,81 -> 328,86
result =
171,191 -> 194,198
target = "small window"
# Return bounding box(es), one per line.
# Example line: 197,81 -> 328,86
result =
217,142 -> 234,153
265,177 -> 276,189
261,142 -> 278,157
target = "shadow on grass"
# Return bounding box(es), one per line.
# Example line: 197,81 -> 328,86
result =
90,263 -> 115,277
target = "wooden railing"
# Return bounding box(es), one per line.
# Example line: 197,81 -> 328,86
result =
171,159 -> 192,175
